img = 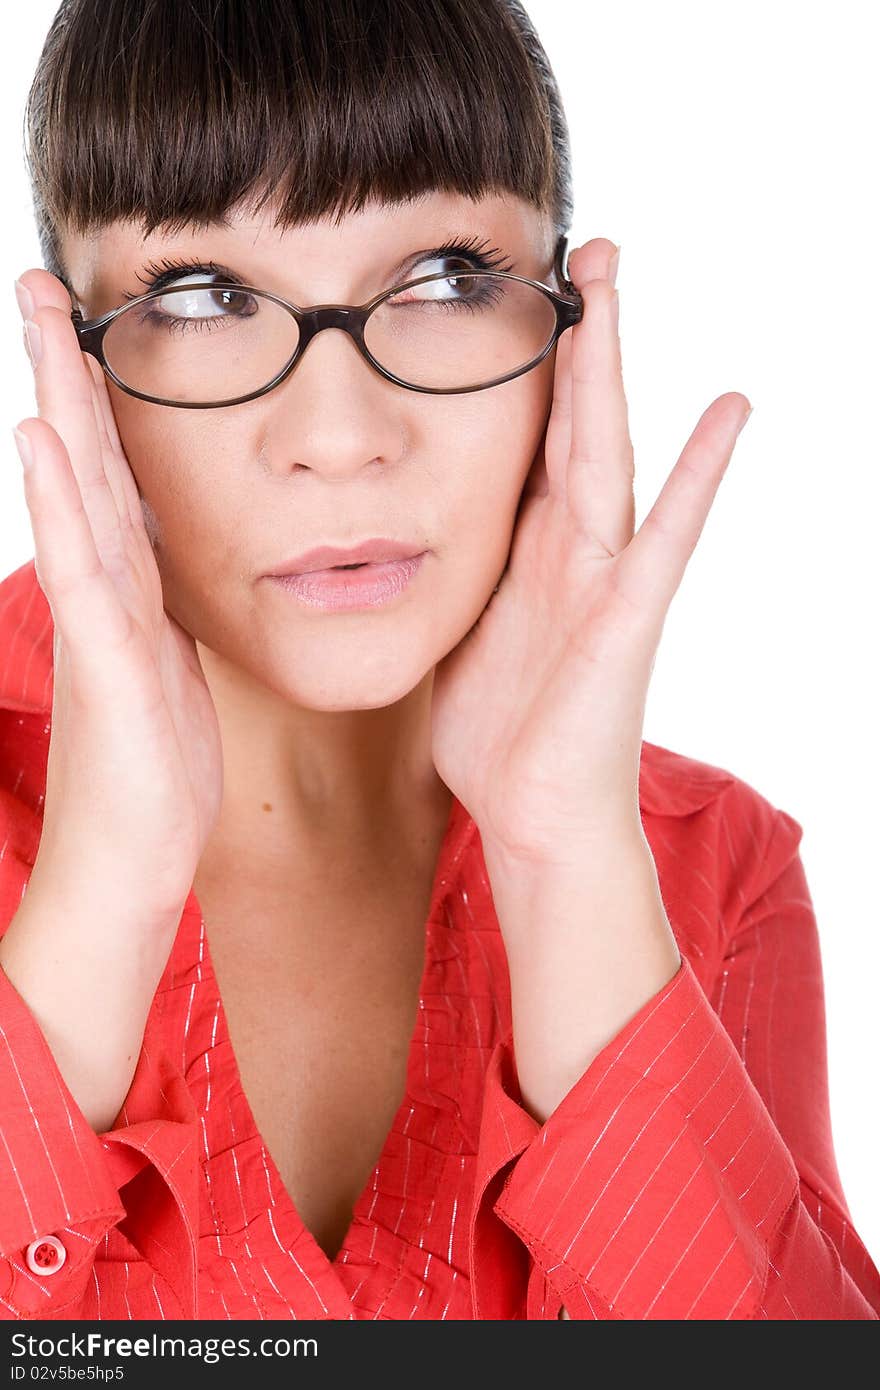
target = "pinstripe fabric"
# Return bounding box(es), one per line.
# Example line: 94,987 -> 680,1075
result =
0,557 -> 878,1320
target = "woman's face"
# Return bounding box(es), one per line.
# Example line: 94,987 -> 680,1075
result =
62,192 -> 559,711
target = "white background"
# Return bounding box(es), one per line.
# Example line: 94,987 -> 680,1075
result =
1,2 -> 878,1265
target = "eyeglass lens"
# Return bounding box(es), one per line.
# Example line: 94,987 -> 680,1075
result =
99,272 -> 560,403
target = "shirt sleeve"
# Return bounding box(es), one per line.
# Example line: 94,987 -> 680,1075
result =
468,806 -> 880,1320
0,958 -> 201,1319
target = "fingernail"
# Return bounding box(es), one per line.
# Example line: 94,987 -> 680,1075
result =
13,426 -> 33,472
608,245 -> 621,287
14,279 -> 34,319
23,319 -> 42,368
737,404 -> 753,434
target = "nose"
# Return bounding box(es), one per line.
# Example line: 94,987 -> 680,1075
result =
259,322 -> 405,481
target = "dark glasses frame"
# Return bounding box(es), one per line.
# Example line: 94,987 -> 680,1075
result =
69,232 -> 584,409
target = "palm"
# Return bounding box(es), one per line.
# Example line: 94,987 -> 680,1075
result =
431,449 -> 648,854
431,239 -> 751,859
141,606 -> 225,855
19,266 -> 225,913
77,373 -> 225,885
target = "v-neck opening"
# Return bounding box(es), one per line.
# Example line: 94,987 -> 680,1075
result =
174,787 -> 475,1298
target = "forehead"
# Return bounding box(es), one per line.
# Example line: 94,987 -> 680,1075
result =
64,190 -> 553,305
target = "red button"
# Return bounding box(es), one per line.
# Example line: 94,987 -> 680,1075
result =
25,1235 -> 67,1276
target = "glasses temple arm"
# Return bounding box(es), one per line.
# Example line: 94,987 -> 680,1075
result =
553,234 -> 578,295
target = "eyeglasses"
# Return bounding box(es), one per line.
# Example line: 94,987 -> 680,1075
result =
69,233 -> 583,408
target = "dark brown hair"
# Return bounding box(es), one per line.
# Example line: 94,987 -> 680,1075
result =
21,0 -> 574,298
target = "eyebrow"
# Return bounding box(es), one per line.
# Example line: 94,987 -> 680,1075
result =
115,231 -> 516,299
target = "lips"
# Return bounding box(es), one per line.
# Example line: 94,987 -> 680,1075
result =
268,551 -> 426,610
267,538 -> 426,577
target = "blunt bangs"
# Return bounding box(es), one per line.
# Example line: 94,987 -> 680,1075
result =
22,0 -> 573,291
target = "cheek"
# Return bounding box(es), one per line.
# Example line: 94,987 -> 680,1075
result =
108,388 -> 230,555
450,362 -> 554,553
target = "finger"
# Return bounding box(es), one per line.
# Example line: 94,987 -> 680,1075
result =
83,353 -> 129,522
83,352 -> 147,534
546,240 -> 620,486
15,271 -> 128,564
520,430 -> 550,502
616,393 -> 752,621
83,349 -> 128,472
14,268 -> 72,320
15,416 -> 133,661
565,237 -> 620,287
17,266 -> 156,596
566,276 -> 635,555
19,264 -> 150,540
540,326 -> 573,493
24,303 -> 127,571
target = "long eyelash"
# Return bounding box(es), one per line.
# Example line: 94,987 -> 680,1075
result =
424,235 -> 515,273
123,236 -> 515,301
122,257 -> 234,300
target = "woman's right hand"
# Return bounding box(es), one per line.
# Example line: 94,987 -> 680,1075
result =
12,270 -> 224,928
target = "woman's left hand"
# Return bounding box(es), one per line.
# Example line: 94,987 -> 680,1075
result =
431,238 -> 752,865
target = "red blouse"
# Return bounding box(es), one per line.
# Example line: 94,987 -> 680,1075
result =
0,557 -> 878,1320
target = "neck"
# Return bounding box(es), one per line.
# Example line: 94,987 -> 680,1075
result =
193,641 -> 453,876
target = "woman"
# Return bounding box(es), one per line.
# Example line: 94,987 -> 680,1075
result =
0,0 -> 877,1321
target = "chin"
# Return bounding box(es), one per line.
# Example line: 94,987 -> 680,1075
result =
268,648 -> 435,712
